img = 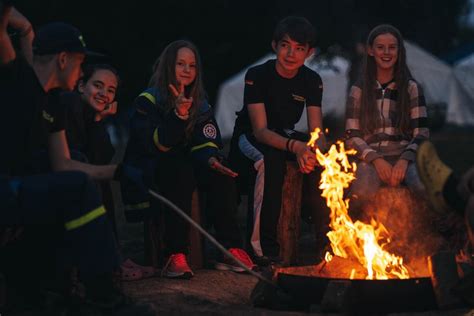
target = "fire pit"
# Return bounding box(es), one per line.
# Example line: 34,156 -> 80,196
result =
272,260 -> 437,313
251,132 -> 450,313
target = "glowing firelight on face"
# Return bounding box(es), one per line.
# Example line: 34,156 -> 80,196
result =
307,129 -> 409,280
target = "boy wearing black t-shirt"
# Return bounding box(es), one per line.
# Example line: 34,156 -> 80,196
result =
231,16 -> 328,265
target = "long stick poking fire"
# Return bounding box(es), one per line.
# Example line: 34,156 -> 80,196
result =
308,128 -> 409,280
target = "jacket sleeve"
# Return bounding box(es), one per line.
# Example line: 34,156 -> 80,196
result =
344,85 -> 382,163
130,91 -> 187,153
400,81 -> 430,161
190,105 -> 222,166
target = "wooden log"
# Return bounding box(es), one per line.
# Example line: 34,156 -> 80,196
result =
188,190 -> 203,269
428,251 -> 463,309
278,162 -> 303,266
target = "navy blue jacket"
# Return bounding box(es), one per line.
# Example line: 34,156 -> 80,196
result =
121,87 -> 223,222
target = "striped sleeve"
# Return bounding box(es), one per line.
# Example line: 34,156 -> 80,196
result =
344,85 -> 382,163
400,81 -> 430,161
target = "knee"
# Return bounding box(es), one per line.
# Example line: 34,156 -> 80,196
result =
404,163 -> 425,196
350,162 -> 380,198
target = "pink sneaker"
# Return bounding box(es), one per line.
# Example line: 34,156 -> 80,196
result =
161,253 -> 194,279
215,248 -> 258,273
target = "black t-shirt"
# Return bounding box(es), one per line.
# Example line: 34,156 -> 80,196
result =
0,58 -> 66,176
235,59 -> 323,135
62,91 -> 114,165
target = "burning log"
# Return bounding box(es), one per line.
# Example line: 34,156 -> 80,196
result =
277,162 -> 303,266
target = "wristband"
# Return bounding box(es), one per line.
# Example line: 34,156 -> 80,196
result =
289,139 -> 296,153
286,138 -> 292,152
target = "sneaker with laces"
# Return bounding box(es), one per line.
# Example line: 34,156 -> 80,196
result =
416,141 -> 453,215
215,248 -> 258,272
161,253 -> 194,279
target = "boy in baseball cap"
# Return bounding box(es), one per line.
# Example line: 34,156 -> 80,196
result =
0,5 -> 152,315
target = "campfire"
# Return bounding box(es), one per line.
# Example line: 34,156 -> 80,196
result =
307,128 -> 409,280
252,130 -> 460,313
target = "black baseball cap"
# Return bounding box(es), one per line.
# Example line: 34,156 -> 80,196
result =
33,22 -> 102,56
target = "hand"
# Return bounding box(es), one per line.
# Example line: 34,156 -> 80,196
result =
390,159 -> 408,187
7,7 -> 31,34
372,158 -> 392,185
114,164 -> 147,194
168,82 -> 193,116
294,140 -> 317,174
208,156 -> 238,178
95,101 -> 117,121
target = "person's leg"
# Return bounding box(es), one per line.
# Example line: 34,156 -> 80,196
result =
404,162 -> 426,196
155,151 -> 195,278
194,167 -> 256,272
155,152 -> 195,256
0,171 -> 122,309
238,134 -> 265,257
195,169 -> 241,248
259,145 -> 287,259
348,161 -> 382,215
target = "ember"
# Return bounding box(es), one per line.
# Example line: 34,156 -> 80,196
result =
308,129 -> 410,280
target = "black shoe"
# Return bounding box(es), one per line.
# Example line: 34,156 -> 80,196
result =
254,255 -> 282,267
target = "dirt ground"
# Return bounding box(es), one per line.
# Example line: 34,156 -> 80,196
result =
116,125 -> 474,315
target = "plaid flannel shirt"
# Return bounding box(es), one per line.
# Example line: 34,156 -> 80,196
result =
345,80 -> 429,163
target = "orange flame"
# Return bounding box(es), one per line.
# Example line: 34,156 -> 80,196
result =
308,129 -> 409,279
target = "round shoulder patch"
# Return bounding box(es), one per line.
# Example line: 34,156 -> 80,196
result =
203,123 -> 217,139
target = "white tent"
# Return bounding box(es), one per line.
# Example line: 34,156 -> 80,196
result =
451,53 -> 474,125
215,41 -> 474,140
405,41 -> 474,126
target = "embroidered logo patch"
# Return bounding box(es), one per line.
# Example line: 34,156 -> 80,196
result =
292,94 -> 306,102
203,123 -> 217,139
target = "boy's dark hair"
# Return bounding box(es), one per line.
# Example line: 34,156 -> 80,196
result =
272,16 -> 316,47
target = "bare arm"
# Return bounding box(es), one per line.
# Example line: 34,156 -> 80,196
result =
48,131 -> 117,180
0,5 -> 15,65
248,102 -> 288,151
248,102 -> 314,173
8,8 -> 33,64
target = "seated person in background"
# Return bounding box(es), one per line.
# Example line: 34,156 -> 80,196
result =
62,63 -> 154,281
417,141 -> 474,306
345,24 -> 428,206
122,40 -> 256,279
0,5 -> 151,314
230,16 -> 328,265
